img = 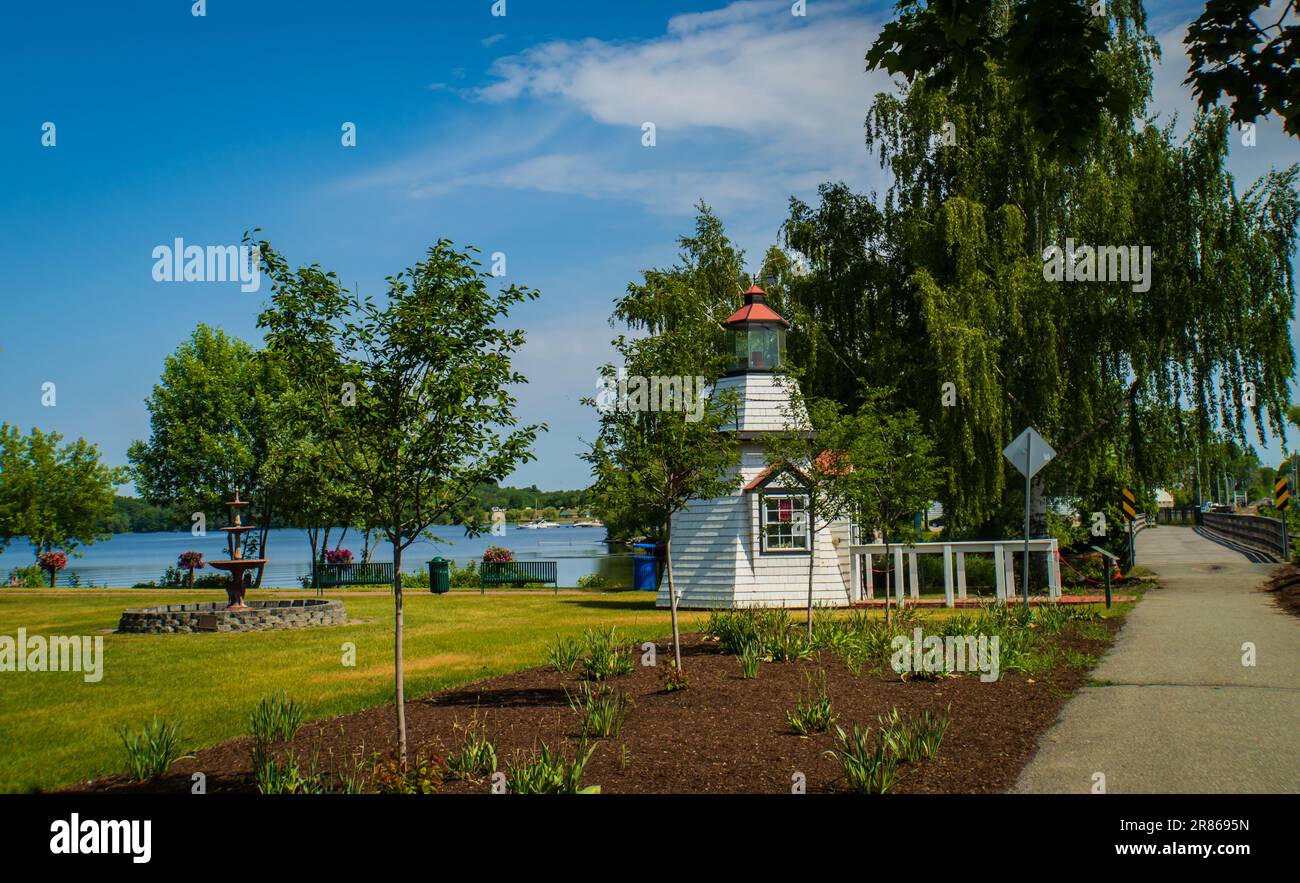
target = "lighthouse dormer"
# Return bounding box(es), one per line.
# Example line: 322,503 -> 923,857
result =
725,285 -> 789,375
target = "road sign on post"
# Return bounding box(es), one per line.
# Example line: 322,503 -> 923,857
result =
1120,488 -> 1137,569
1003,427 -> 1055,608
1276,476 -> 1290,560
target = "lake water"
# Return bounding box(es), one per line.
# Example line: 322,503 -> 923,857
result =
0,525 -> 634,588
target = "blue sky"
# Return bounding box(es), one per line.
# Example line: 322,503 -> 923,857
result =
0,0 -> 1295,491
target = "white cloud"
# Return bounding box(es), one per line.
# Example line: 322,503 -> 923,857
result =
350,0 -> 890,214
482,33 -> 506,48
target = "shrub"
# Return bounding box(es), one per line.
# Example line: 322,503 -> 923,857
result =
449,560 -> 479,588
119,717 -> 190,782
365,753 -> 442,795
505,741 -> 599,794
7,565 -> 45,587
577,573 -> 608,589
786,669 -> 835,735
546,634 -> 583,672
568,682 -> 631,738
824,725 -> 895,794
660,659 -> 689,692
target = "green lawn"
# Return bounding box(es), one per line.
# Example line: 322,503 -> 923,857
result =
0,589 -> 706,792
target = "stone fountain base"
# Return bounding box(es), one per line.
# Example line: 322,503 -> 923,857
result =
117,599 -> 346,635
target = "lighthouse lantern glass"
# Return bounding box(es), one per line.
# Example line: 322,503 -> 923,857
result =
727,322 -> 785,374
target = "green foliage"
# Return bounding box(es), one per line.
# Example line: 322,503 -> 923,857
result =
250,693 -> 305,746
546,634 -> 583,672
567,681 -> 631,738
737,641 -> 762,679
0,423 -> 123,557
577,573 -> 608,589
824,725 -> 897,794
119,718 -> 189,782
255,749 -> 336,795
5,565 -> 45,588
660,659 -> 690,692
445,714 -> 498,780
877,707 -> 950,762
786,669 -> 836,735
364,754 -> 442,795
579,627 -> 636,681
505,741 -> 598,794
127,324 -> 283,570
1185,0 -> 1299,137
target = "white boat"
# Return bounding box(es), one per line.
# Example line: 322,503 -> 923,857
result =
572,520 -> 604,528
519,520 -> 561,529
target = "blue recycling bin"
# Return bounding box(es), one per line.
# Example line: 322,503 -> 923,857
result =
632,543 -> 658,591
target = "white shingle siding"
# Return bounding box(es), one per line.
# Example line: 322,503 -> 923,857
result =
658,381 -> 851,609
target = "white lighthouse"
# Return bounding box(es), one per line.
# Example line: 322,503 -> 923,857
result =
658,286 -> 853,609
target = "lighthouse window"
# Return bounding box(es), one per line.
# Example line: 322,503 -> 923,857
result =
761,493 -> 809,552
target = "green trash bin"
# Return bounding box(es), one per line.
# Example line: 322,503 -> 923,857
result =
428,557 -> 450,594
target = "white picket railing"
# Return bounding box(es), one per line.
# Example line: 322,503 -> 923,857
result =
847,538 -> 1061,607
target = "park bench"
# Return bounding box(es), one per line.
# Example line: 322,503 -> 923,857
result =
479,560 -> 559,594
313,561 -> 395,593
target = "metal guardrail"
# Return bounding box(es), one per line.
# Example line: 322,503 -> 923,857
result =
1156,507 -> 1201,526
1200,512 -> 1286,561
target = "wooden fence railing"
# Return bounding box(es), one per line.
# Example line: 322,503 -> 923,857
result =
1200,512 -> 1286,561
848,539 -> 1061,607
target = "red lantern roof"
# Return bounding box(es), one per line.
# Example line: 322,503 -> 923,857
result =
725,285 -> 790,327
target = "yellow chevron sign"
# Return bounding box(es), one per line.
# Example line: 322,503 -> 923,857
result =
1276,477 -> 1290,511
1120,487 -> 1137,522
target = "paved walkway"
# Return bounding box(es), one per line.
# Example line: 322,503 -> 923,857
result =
1014,526 -> 1300,793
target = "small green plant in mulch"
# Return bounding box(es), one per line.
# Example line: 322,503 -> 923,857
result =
786,669 -> 836,736
505,740 -> 599,794
446,712 -> 498,780
1062,648 -> 1098,669
364,753 -> 442,795
660,659 -> 690,692
546,634 -> 583,672
877,707 -> 949,762
738,641 -> 762,678
567,681 -> 631,738
255,748 -> 337,795
824,725 -> 896,794
118,717 -> 192,782
250,692 -> 305,745
580,627 -> 636,680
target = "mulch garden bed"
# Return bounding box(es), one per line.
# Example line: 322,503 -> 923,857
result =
69,616 -> 1122,795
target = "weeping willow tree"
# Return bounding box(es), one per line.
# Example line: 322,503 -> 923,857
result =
783,0 -> 1298,547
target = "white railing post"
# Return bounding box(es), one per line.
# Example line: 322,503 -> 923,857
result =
850,549 -> 862,603
942,543 -> 954,607
1048,540 -> 1061,600
994,544 -> 1006,604
956,551 -> 967,600
908,550 -> 920,600
865,553 -> 874,600
1004,546 -> 1017,603
893,546 -> 906,608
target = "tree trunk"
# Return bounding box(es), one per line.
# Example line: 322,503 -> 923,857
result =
806,509 -> 816,639
392,539 -> 407,766
254,503 -> 272,588
48,569 -> 56,588
666,532 -> 682,671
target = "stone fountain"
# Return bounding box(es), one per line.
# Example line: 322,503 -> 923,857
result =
116,487 -> 346,634
207,488 -> 267,609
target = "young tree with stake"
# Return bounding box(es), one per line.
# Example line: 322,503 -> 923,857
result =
255,236 -> 543,764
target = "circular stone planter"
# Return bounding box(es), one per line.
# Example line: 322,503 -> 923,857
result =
117,599 -> 346,635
